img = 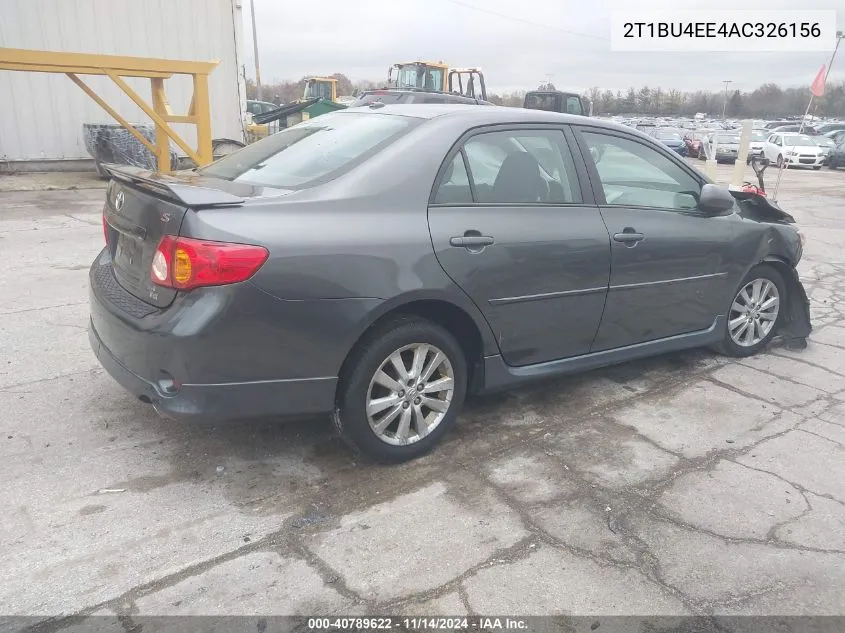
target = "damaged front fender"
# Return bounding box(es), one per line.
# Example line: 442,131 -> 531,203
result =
732,193 -> 811,349
772,261 -> 812,349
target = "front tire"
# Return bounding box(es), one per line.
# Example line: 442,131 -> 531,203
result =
813,166 -> 821,170
715,264 -> 786,357
333,316 -> 467,462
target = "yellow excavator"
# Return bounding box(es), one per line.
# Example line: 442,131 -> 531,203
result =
388,61 -> 487,101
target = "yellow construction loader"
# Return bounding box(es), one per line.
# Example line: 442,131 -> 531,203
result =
388,61 -> 487,101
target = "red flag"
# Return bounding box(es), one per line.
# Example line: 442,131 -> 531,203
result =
810,64 -> 826,98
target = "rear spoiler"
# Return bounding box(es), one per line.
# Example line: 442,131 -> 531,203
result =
103,164 -> 245,208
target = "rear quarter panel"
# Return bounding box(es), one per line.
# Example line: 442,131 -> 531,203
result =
177,115 -> 502,360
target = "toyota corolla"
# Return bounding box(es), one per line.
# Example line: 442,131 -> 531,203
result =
89,105 -> 811,462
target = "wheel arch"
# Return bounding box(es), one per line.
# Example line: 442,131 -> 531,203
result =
744,256 -> 812,346
340,291 -> 499,395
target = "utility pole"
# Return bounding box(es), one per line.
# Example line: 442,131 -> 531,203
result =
250,0 -> 263,101
721,80 -> 732,120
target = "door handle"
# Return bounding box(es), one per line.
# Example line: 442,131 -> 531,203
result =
613,228 -> 645,246
450,232 -> 495,248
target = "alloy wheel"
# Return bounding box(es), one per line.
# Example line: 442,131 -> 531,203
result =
728,278 -> 780,347
366,343 -> 455,446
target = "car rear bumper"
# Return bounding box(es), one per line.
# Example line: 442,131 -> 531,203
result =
87,248 -> 376,422
89,320 -> 336,422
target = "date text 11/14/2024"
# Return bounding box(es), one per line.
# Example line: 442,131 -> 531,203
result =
307,617 -> 530,630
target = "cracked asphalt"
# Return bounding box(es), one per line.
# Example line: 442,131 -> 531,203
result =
1,163 -> 844,625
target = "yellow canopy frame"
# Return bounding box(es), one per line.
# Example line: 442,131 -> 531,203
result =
0,47 -> 220,173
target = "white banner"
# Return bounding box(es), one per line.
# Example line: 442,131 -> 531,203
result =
610,10 -> 838,52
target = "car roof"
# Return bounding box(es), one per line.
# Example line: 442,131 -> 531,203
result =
338,103 -> 607,126
355,89 -> 488,105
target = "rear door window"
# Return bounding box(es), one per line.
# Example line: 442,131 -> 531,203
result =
200,112 -> 418,189
433,153 -> 473,204
434,129 -> 582,204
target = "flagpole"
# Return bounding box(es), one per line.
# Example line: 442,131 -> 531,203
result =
772,95 -> 812,201
797,95 -> 814,135
773,63 -> 825,201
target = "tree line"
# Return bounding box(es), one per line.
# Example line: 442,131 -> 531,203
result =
246,76 -> 845,119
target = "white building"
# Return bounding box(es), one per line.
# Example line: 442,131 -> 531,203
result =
0,0 -> 247,170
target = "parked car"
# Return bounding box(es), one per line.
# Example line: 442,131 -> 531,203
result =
746,129 -> 769,163
90,105 -> 810,462
823,129 -> 845,146
770,124 -> 819,135
764,120 -> 796,130
700,132 -> 741,163
814,135 -> 836,164
763,132 -> 826,169
650,127 -> 688,155
246,100 -> 280,116
815,122 -> 845,135
827,135 -> 845,170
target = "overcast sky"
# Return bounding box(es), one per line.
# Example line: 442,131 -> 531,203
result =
244,0 -> 843,94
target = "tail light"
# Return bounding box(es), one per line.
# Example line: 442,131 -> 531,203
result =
151,236 -> 268,291
102,206 -> 109,244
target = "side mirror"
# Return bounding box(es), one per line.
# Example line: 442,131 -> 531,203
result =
699,183 -> 735,214
589,145 -> 605,164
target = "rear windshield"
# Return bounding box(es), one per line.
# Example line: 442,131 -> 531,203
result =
200,112 -> 417,188
524,93 -> 557,111
716,134 -> 740,144
350,93 -> 408,107
655,129 -> 682,140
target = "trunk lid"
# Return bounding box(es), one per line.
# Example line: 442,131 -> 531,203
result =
102,165 -> 290,309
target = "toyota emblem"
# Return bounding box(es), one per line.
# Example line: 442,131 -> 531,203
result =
115,190 -> 125,211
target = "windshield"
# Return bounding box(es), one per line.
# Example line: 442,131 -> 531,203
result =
716,135 -> 740,144
200,112 -> 417,188
524,93 -> 557,111
350,92 -> 408,106
394,65 -> 443,91
783,135 -> 814,146
751,130 -> 768,141
655,130 -> 682,140
304,80 -> 333,100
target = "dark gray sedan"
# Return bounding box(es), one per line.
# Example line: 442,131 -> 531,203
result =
89,105 -> 811,462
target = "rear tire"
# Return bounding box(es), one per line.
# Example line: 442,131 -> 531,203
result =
714,264 -> 786,358
333,316 -> 467,462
